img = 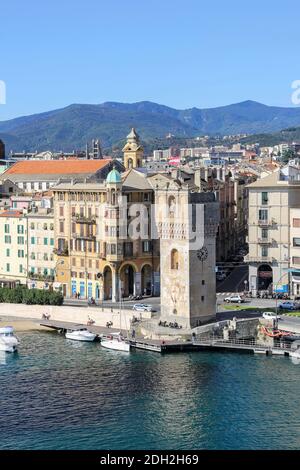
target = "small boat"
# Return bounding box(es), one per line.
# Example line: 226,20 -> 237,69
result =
289,340 -> 300,361
65,328 -> 97,342
0,326 -> 19,352
289,350 -> 300,359
101,332 -> 131,352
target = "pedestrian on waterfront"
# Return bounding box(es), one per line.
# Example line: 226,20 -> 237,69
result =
77,292 -> 80,299
132,329 -> 136,339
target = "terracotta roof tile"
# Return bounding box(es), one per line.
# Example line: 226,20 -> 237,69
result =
0,210 -> 23,218
3,159 -> 112,176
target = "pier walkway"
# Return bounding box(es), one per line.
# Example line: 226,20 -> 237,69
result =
40,319 -> 196,352
40,320 -> 294,356
193,337 -> 292,355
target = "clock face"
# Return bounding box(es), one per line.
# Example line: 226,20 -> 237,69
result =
197,246 -> 208,261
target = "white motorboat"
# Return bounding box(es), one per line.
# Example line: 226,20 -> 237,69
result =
101,332 -> 131,352
0,326 -> 19,352
289,340 -> 300,362
289,350 -> 300,359
65,328 -> 97,342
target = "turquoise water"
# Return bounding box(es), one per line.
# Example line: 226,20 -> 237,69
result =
0,331 -> 300,450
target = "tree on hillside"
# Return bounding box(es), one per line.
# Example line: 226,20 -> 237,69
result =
281,149 -> 296,163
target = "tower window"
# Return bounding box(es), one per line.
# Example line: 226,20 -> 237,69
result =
171,249 -> 179,270
168,196 -> 176,218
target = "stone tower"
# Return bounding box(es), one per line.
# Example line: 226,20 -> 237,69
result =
122,128 -> 143,169
154,179 -> 219,329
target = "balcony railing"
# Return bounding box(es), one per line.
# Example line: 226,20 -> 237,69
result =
245,255 -> 275,263
258,219 -> 274,226
73,233 -> 96,241
53,247 -> 69,256
257,238 -> 273,244
28,273 -> 55,282
73,215 -> 96,224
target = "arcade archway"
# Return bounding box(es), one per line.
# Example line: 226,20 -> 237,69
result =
141,264 -> 152,296
120,264 -> 135,297
103,266 -> 112,300
257,264 -> 273,291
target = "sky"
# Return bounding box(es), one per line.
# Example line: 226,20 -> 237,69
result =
1,0 -> 300,120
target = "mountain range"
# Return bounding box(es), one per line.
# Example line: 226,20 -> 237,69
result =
1,100 -> 300,152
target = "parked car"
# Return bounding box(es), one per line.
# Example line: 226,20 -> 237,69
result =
238,249 -> 247,256
231,255 -> 243,262
216,272 -> 226,281
262,311 -> 281,320
132,304 -> 154,312
278,301 -> 297,311
224,294 -> 245,303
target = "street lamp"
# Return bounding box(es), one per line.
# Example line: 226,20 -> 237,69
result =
274,269 -> 289,328
52,259 -> 65,293
96,272 -> 103,305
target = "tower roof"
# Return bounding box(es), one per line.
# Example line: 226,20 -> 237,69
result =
127,128 -> 140,142
106,167 -> 122,184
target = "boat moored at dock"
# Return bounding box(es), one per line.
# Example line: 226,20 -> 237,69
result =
100,333 -> 131,352
65,328 -> 97,342
0,326 -> 19,353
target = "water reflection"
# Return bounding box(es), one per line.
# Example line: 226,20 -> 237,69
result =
0,331 -> 300,450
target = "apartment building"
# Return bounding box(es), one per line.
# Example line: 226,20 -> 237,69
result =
289,208 -> 300,297
27,209 -> 55,289
247,165 -> 300,295
0,210 -> 27,285
0,204 -> 57,289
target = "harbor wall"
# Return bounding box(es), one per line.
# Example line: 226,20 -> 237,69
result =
0,303 -> 151,329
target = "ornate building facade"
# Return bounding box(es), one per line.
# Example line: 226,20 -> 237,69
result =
53,168 -> 160,300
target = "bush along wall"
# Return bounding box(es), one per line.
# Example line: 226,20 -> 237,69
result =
0,287 -> 63,305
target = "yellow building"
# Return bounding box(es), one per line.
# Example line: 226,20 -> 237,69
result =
53,167 -> 159,300
122,128 -> 143,169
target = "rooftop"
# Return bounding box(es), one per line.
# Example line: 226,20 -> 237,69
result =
0,210 -> 24,218
3,159 -> 112,176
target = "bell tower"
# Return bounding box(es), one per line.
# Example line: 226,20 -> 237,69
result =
122,128 -> 143,169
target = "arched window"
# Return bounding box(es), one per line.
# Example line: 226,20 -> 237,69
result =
128,158 -> 133,169
168,195 -> 176,218
111,189 -> 116,205
171,249 -> 179,270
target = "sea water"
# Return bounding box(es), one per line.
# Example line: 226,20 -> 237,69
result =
0,331 -> 300,450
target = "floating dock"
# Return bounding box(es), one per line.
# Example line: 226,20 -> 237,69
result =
40,320 -> 294,356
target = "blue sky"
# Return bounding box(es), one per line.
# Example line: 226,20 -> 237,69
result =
1,0 -> 300,120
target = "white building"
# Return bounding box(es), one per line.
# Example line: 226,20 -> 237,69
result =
246,165 -> 300,295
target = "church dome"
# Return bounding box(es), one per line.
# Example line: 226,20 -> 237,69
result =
106,167 -> 122,184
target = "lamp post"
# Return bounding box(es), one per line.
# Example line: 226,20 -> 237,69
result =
53,259 -> 65,294
96,272 -> 103,306
274,269 -> 289,328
